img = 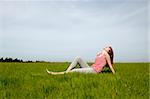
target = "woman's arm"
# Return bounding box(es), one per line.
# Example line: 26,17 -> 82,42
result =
103,51 -> 115,74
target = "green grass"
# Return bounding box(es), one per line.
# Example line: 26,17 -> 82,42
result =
0,62 -> 149,99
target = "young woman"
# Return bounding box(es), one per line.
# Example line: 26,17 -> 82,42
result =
46,46 -> 115,75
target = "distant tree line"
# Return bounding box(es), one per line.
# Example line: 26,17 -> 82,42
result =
0,57 -> 72,63
0,57 -> 49,63
0,57 -> 24,62
0,57 -> 33,62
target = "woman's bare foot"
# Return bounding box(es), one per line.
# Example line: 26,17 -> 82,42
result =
46,68 -> 53,74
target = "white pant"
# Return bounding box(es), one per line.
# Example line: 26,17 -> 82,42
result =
70,67 -> 97,73
68,56 -> 97,74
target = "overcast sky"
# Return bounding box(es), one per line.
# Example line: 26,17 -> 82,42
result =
0,0 -> 149,62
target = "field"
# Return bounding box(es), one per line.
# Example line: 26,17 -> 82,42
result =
0,62 -> 149,99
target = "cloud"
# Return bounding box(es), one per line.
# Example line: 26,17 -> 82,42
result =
0,0 -> 148,62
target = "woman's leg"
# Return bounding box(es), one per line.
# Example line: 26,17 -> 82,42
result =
66,56 -> 90,72
46,67 -> 97,75
69,67 -> 97,74
46,56 -> 90,75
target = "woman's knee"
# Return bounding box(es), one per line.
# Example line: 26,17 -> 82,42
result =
75,56 -> 81,60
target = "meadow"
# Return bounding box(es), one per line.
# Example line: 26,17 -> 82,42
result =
0,62 -> 149,99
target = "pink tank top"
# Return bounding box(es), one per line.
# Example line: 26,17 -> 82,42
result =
92,53 -> 106,73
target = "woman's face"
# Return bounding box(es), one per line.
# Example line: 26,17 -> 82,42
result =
103,47 -> 110,52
